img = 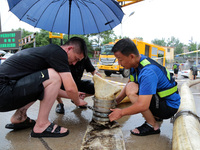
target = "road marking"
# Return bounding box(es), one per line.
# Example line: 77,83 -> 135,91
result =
192,93 -> 200,95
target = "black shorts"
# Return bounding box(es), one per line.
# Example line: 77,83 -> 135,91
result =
0,70 -> 49,112
149,94 -> 178,119
61,79 -> 94,95
192,70 -> 198,76
76,80 -> 94,95
174,69 -> 178,74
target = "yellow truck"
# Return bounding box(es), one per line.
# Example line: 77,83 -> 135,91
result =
98,39 -> 166,78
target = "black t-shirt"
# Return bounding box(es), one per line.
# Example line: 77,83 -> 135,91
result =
70,57 -> 95,82
191,65 -> 197,72
0,44 -> 70,80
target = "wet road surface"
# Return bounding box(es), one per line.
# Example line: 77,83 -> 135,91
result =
0,71 -> 199,150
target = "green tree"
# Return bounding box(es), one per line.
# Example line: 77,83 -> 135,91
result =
188,42 -> 197,52
167,36 -> 184,54
134,37 -> 143,41
175,43 -> 184,54
89,30 -> 117,46
151,38 -> 166,46
12,28 -> 34,49
35,30 -> 51,47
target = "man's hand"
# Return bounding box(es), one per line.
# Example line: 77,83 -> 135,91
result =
78,92 -> 86,100
78,99 -> 87,107
109,108 -> 123,122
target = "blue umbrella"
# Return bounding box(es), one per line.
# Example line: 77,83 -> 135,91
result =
7,0 -> 124,38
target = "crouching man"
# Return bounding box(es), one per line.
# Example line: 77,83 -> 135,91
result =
109,38 -> 180,136
0,37 -> 88,138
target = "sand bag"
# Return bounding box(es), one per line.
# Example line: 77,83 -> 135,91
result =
93,74 -> 121,100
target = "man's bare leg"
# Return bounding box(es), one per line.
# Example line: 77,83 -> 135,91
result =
125,82 -> 139,103
33,68 -> 68,133
125,82 -> 159,134
10,102 -> 34,124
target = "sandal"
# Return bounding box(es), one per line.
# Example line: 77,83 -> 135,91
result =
130,122 -> 160,136
31,123 -> 69,138
5,117 -> 35,130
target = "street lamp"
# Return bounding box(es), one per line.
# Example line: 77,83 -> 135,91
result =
121,11 -> 135,37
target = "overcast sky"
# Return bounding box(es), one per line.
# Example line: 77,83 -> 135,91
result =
1,0 -> 200,45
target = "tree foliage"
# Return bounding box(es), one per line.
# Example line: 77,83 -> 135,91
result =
152,36 -> 184,55
188,42 -> 198,52
166,36 -> 184,54
89,30 -> 117,46
151,38 -> 166,46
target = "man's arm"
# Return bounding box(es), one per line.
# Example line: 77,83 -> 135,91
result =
109,95 -> 152,121
115,80 -> 131,104
91,70 -> 101,77
115,85 -> 127,104
59,72 -> 87,106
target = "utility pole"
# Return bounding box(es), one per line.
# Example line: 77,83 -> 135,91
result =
121,11 -> 135,38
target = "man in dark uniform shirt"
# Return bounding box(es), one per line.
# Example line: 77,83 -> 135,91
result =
0,37 -> 88,138
56,57 -> 101,114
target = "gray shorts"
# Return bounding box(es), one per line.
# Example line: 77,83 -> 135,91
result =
0,70 -> 49,112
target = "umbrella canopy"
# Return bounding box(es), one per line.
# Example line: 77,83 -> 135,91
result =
7,0 -> 124,37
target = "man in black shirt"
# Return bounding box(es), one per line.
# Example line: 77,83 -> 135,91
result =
190,65 -> 198,80
56,57 -> 101,114
0,37 -> 87,138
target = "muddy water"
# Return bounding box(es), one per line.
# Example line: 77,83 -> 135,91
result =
80,120 -> 125,150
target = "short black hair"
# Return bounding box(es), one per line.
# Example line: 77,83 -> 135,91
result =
64,37 -> 87,58
112,38 -> 139,57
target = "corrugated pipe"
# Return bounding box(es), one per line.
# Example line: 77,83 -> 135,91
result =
172,79 -> 200,150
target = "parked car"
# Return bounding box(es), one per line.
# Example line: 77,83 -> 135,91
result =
0,50 -> 6,57
0,50 -> 6,54
181,69 -> 200,78
0,53 -> 14,64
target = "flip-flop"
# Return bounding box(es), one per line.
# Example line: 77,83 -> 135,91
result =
130,122 -> 160,136
5,117 -> 36,130
31,123 -> 69,138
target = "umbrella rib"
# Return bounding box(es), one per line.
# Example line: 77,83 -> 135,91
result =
8,0 -> 23,11
98,0 -> 122,27
15,0 -> 40,20
102,0 -> 123,22
50,0 -> 67,32
77,0 -> 101,34
34,1 -> 57,29
91,0 -> 112,30
73,0 -> 87,34
82,0 -> 119,31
